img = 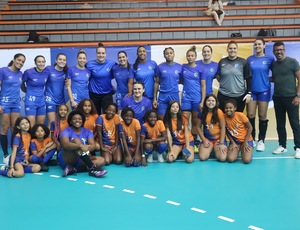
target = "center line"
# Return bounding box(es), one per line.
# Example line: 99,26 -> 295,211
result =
166,200 -> 180,206
218,216 -> 235,223
248,225 -> 264,230
85,181 -> 96,185
123,189 -> 135,193
67,178 -> 77,181
34,173 -> 43,175
191,207 -> 206,213
103,185 -> 115,189
50,175 -> 60,178
144,194 -> 157,199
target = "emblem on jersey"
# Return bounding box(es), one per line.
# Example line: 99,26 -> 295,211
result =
148,66 -> 153,70
8,76 -> 13,79
33,79 -> 38,82
194,72 -> 199,77
162,70 -> 167,73
19,77 -> 22,81
141,106 -> 145,111
234,64 -> 240,68
106,68 -> 110,72
51,74 -> 56,77
262,61 -> 267,65
75,73 -> 79,76
86,74 -> 90,78
175,70 -> 179,74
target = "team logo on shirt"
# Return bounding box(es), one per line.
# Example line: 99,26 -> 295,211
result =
234,64 -> 240,68
175,70 -> 179,74
262,61 -> 267,65
194,72 -> 199,77
75,73 -> 79,76
106,68 -> 111,72
210,68 -> 215,73
116,72 -> 120,76
51,74 -> 56,77
163,70 -> 167,73
141,106 -> 145,111
86,74 -> 90,78
33,78 -> 38,82
148,66 -> 153,70
8,75 -> 13,79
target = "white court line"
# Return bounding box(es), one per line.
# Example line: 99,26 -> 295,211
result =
218,216 -> 235,223
67,178 -> 77,181
103,185 -> 115,189
248,225 -> 264,230
253,156 -> 294,160
123,189 -> 135,194
34,173 -> 43,175
85,181 -> 96,185
191,207 -> 206,213
50,175 -> 60,178
144,194 -> 157,199
166,200 -> 180,206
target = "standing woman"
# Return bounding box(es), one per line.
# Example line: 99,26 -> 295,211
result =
66,49 -> 91,110
196,45 -> 219,96
247,38 -> 274,151
207,0 -> 225,26
216,41 -> 252,112
45,53 -> 68,126
112,51 -> 134,108
181,46 -> 206,141
133,46 -> 157,101
153,47 -> 182,119
22,55 -> 48,126
86,42 -> 116,114
0,53 -> 26,160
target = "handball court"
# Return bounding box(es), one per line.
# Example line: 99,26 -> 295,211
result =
1,140 -> 299,230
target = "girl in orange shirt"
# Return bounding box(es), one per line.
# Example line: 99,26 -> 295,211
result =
196,94 -> 227,161
224,99 -> 253,164
77,99 -> 98,134
163,100 -> 194,163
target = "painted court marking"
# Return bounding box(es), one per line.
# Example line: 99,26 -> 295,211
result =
123,189 -> 135,194
248,225 -> 264,230
143,194 -> 157,199
85,181 -> 96,185
67,178 -> 77,181
218,216 -> 235,223
34,172 -> 43,175
166,200 -> 181,206
50,174 -> 60,178
103,184 -> 115,189
191,207 -> 206,213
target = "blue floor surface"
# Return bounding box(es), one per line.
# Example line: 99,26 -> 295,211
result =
1,140 -> 300,230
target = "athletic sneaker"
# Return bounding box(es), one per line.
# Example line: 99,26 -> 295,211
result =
147,154 -> 153,163
62,165 -> 77,177
0,165 -> 8,170
252,140 -> 257,148
3,155 -> 10,165
272,146 -> 287,154
295,148 -> 300,159
256,140 -> 265,152
89,168 -> 107,177
157,153 -> 164,163
194,145 -> 199,153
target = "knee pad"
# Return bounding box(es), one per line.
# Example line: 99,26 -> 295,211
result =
157,143 -> 167,154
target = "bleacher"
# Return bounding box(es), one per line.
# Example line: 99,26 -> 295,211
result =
0,0 -> 299,48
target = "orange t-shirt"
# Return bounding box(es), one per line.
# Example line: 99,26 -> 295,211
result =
84,114 -> 98,133
120,118 -> 141,147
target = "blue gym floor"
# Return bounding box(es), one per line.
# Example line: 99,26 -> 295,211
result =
1,140 -> 300,230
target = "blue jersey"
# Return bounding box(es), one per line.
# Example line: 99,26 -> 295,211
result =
23,67 -> 48,106
133,60 -> 157,99
181,64 -> 205,101
247,55 -> 274,93
120,96 -> 152,124
156,62 -> 182,93
86,59 -> 116,94
196,60 -> 218,96
44,66 -> 66,105
112,64 -> 134,99
67,66 -> 91,103
60,126 -> 94,145
0,67 -> 22,107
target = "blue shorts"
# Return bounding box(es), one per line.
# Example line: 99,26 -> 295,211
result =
157,92 -> 180,116
181,100 -> 200,112
231,139 -> 254,147
251,90 -> 271,102
25,104 -> 46,116
57,150 -> 82,169
46,104 -> 58,113
2,105 -> 20,114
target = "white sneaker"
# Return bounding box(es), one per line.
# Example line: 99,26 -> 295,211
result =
252,141 -> 256,148
3,155 -> 10,165
147,154 -> 153,163
256,140 -> 265,152
157,153 -> 164,163
272,146 -> 287,154
295,148 -> 300,159
0,165 -> 8,170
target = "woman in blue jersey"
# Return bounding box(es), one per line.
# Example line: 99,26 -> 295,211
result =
133,46 -> 157,100
153,47 -> 182,119
22,55 -> 48,126
45,53 -> 68,127
66,49 -> 91,109
247,38 -> 274,151
0,53 -> 26,160
120,81 -> 152,124
86,42 -> 116,115
196,45 -> 218,96
112,51 -> 134,108
181,46 -> 206,141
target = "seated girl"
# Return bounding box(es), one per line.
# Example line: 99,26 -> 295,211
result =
30,124 -> 57,171
163,100 -> 194,163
